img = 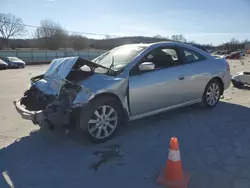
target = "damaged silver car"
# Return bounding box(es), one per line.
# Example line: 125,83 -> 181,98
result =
14,42 -> 231,142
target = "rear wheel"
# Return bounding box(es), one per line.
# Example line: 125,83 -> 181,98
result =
79,96 -> 123,143
202,79 -> 222,108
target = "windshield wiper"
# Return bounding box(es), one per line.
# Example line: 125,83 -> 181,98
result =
107,54 -> 116,75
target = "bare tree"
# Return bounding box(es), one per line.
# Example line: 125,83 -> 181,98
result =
154,35 -> 164,39
0,13 -> 26,49
216,38 -> 245,53
35,20 -> 68,50
105,35 -> 111,39
188,40 -> 197,44
230,37 -> 239,44
68,34 -> 88,50
171,34 -> 187,42
227,38 -> 240,52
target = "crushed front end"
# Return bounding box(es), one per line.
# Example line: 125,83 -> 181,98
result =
13,56 -> 106,129
14,80 -> 81,129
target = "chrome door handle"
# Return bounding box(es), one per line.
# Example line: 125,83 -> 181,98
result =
178,76 -> 185,80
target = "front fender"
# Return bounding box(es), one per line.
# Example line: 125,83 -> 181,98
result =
72,77 -> 129,114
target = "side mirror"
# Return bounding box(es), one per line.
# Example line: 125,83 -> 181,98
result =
139,62 -> 155,71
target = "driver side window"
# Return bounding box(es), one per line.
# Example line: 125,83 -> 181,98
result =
143,47 -> 180,69
131,47 -> 181,75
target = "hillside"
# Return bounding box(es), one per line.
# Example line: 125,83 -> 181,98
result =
88,36 -> 171,50
1,36 -> 171,50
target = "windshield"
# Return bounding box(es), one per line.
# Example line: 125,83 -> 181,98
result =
8,57 -> 21,62
92,45 -> 146,71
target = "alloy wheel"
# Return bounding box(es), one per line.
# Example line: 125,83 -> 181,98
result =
88,105 -> 118,139
206,83 -> 220,106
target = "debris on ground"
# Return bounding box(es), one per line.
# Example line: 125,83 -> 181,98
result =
89,144 -> 122,171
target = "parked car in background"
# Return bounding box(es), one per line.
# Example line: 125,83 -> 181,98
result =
240,51 -> 245,57
212,54 -> 226,59
226,51 -> 241,59
211,51 -> 225,59
190,44 -> 209,53
4,57 -> 26,68
212,50 -> 228,56
0,59 -> 8,69
14,42 -> 231,142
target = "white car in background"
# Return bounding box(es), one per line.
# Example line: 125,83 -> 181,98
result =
211,51 -> 226,59
240,51 -> 245,57
212,54 -> 226,59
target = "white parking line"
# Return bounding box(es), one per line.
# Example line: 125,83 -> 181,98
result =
2,171 -> 14,188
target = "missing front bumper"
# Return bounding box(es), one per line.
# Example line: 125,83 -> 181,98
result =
13,99 -> 45,124
14,98 -> 76,128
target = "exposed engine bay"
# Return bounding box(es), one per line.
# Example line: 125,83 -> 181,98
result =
18,57 -> 111,129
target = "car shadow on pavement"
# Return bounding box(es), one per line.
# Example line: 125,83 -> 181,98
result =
1,101 -> 250,188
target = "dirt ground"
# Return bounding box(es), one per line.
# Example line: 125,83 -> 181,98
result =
0,57 -> 250,188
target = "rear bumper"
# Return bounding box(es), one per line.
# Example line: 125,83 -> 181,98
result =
223,70 -> 231,91
13,99 -> 45,124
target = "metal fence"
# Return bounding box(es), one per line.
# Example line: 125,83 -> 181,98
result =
0,50 -> 107,61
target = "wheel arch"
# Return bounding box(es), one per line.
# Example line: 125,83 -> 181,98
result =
211,77 -> 224,95
91,92 -> 129,122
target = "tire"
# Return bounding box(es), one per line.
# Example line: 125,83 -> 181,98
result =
202,79 -> 222,108
78,96 -> 123,143
231,80 -> 244,88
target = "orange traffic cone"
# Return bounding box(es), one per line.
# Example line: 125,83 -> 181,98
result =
157,137 -> 190,188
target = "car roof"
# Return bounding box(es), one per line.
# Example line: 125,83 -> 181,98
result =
117,41 -> 211,58
120,41 -> 201,49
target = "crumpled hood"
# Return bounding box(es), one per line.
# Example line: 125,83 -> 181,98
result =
33,57 -> 79,95
44,57 -> 79,79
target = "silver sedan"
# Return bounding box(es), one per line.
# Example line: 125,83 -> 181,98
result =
14,42 -> 231,142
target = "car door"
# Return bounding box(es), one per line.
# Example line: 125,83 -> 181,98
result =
177,47 -> 211,102
128,46 -> 191,116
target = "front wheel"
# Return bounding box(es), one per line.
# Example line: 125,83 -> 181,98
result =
79,97 -> 123,143
202,79 -> 222,108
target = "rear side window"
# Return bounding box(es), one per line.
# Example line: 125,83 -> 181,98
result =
183,48 -> 206,64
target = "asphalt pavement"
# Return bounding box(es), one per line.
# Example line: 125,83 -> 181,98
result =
0,60 -> 250,188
